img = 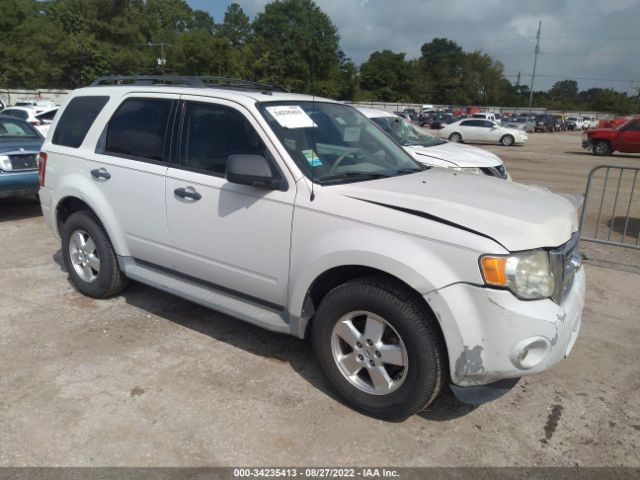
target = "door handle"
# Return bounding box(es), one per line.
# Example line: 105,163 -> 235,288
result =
90,168 -> 111,180
174,187 -> 202,201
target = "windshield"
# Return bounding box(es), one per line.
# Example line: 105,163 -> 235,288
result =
0,118 -> 40,138
371,116 -> 444,147
258,102 -> 425,185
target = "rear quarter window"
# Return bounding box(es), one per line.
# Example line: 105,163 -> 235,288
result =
52,96 -> 109,148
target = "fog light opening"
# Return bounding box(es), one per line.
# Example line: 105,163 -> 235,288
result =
510,337 -> 550,370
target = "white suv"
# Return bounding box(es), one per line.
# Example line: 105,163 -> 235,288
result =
38,76 -> 585,420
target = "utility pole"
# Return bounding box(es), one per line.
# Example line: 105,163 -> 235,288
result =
516,71 -> 521,88
528,20 -> 542,110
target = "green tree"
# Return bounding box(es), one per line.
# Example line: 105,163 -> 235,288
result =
548,79 -> 579,105
419,38 -> 465,103
218,2 -> 250,48
168,29 -> 234,76
460,51 -> 504,105
359,50 -> 416,102
144,0 -> 193,42
248,0 -> 341,94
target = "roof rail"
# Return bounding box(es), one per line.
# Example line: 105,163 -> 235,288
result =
89,76 -> 288,92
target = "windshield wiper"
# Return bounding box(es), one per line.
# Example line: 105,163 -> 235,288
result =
316,171 -> 392,185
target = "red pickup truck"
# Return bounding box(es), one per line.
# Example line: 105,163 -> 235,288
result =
583,116 -> 640,155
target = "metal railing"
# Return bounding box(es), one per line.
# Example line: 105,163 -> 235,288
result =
579,165 -> 640,249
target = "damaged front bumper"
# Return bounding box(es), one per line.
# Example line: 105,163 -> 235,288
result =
424,267 -> 585,387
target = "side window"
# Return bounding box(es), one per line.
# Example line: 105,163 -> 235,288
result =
180,102 -> 267,176
460,120 -> 474,127
100,98 -> 173,162
625,121 -> 640,132
52,96 -> 109,148
5,110 -> 28,120
482,121 -> 494,128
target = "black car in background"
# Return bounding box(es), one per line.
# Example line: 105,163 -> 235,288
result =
533,114 -> 555,133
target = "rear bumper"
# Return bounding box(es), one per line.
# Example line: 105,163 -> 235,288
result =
0,170 -> 39,198
425,267 -> 585,387
38,186 -> 58,237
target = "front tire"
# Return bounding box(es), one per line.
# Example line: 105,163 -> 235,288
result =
61,211 -> 128,298
311,277 -> 445,420
593,140 -> 612,156
449,132 -> 462,143
500,134 -> 515,146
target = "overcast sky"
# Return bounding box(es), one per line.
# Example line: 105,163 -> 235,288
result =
188,0 -> 640,94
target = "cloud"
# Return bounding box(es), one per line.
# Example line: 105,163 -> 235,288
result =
196,0 -> 640,93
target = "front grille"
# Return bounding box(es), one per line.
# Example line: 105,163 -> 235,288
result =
549,232 -> 582,304
8,153 -> 38,170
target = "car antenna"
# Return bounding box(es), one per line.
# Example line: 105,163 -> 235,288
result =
310,94 -> 316,201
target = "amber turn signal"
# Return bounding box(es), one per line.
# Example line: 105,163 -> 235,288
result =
480,256 -> 508,286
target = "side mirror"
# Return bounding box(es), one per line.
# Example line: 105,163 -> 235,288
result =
226,154 -> 283,190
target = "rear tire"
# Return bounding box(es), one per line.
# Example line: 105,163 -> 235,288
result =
311,277 -> 445,420
449,132 -> 462,143
593,140 -> 612,156
61,211 -> 128,298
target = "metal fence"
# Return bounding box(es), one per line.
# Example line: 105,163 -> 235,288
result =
579,165 -> 640,249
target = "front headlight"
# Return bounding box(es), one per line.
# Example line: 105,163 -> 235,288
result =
452,166 -> 482,175
480,250 -> 555,300
0,155 -> 12,171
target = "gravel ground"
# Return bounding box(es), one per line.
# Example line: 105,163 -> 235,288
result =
0,131 -> 639,467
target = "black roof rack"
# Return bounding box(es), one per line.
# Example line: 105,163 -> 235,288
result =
89,76 -> 288,93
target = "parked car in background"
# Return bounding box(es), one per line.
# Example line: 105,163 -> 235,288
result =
471,112 -> 499,123
393,111 -> 419,126
533,114 -> 555,133
429,114 -> 456,130
502,117 -> 535,133
0,107 -> 47,127
566,116 -> 583,131
553,115 -> 567,132
34,108 -> 59,136
439,119 -> 528,146
582,116 -> 640,155
359,108 -> 510,180
0,98 -> 5,111
0,115 -> 43,198
582,115 -> 597,129
14,100 -> 57,109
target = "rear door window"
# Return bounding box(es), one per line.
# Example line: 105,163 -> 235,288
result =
52,96 -> 109,148
99,98 -> 174,163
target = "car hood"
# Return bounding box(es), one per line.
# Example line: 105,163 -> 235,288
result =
500,127 -> 526,135
406,142 -> 502,168
330,169 -> 578,251
0,138 -> 42,154
587,128 -> 618,137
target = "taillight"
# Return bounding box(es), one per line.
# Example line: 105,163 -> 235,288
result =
37,152 -> 47,187
29,119 -> 41,126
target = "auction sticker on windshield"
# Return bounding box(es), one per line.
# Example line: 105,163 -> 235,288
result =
266,105 -> 317,129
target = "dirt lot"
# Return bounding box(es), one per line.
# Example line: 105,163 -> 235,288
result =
1,131 -> 639,467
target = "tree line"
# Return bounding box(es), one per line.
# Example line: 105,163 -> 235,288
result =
1,0 -> 637,114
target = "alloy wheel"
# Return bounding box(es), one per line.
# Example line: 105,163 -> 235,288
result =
331,310 -> 408,395
68,229 -> 100,283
